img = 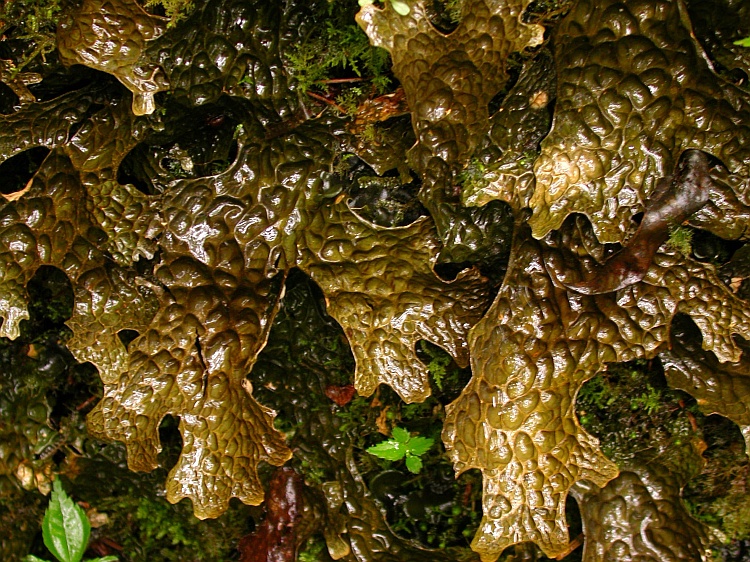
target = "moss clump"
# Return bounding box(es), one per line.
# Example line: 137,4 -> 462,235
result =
576,360 -> 699,465
667,225 -> 694,255
683,414 -> 750,546
142,0 -> 194,26
285,1 -> 391,94
0,0 -> 61,74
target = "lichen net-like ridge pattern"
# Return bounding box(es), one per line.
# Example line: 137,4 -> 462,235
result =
530,0 -> 750,244
443,214 -> 750,559
2,0 -> 750,557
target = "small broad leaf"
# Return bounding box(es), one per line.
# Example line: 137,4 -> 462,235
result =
405,455 -> 423,474
42,480 -> 90,562
389,0 -> 410,15
391,426 -> 410,444
406,435 -> 434,456
734,37 -> 750,47
22,556 -> 51,562
85,557 -> 119,561
367,440 -> 406,461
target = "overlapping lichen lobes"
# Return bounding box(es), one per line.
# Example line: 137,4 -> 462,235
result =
357,0 -> 543,169
63,98 -> 160,265
443,224 -> 619,559
0,90 -> 95,163
87,119 -> 342,517
531,0 -> 750,244
300,202 -> 491,404
572,458 -> 711,561
162,118 -> 337,276
462,50 -> 555,210
444,218 -> 750,559
0,150 -> 101,340
146,0 -> 309,115
56,0 -> 169,116
662,315 -> 750,454
356,0 -> 540,263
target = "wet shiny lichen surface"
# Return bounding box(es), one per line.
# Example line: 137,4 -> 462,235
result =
2,0 -> 750,560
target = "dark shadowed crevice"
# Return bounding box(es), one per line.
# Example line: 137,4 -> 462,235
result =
27,66 -> 119,103
117,329 -> 140,349
157,415 -> 184,473
0,147 -> 50,196
0,82 -> 20,114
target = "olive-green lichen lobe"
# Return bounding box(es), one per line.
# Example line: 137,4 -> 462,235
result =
356,0 -> 542,263
573,458 -> 712,561
56,0 -> 170,116
444,211 -> 750,558
2,0 -> 750,558
299,202 -> 492,404
530,0 -> 750,245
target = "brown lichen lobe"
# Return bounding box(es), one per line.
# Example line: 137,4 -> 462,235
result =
530,0 -> 750,245
563,149 -> 715,295
2,0 -> 750,558
56,0 -> 170,115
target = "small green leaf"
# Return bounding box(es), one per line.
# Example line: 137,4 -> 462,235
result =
389,0 -> 410,15
367,440 -> 406,461
42,480 -> 90,562
406,435 -> 434,456
84,557 -> 119,561
734,37 -> 750,47
23,556 -> 51,562
391,426 -> 410,444
358,0 -> 374,6
405,455 -> 423,474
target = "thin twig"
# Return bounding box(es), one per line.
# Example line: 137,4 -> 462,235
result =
555,533 -> 584,560
319,77 -> 365,84
306,91 -> 346,113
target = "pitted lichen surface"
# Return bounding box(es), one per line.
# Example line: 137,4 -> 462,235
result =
300,203 -> 491,403
2,0 -> 750,558
356,0 -> 543,170
56,0 -> 169,116
572,447 -> 711,561
530,0 -> 750,244
444,216 -> 750,558
357,0 -> 538,263
0,0 -> 493,521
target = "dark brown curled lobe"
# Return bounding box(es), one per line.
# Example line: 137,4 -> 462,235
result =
562,149 -> 716,295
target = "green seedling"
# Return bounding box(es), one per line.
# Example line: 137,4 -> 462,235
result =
366,426 -> 434,473
24,480 -> 117,562
734,37 -> 750,47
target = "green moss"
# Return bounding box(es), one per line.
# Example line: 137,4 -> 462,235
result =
284,2 -> 391,94
335,86 -> 365,115
456,158 -> 488,194
0,0 -> 62,75
142,0 -> 194,27
683,414 -> 750,544
298,536 -> 328,562
92,488 -> 251,561
576,361 -> 698,465
667,225 -> 694,255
